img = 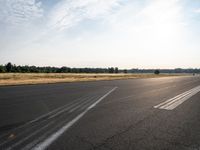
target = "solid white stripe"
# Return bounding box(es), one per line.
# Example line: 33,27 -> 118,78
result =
154,86 -> 200,108
6,122 -> 55,150
159,90 -> 194,109
0,96 -> 93,147
164,88 -> 200,110
0,95 -> 92,142
160,87 -> 200,109
154,85 -> 200,110
31,87 -> 117,150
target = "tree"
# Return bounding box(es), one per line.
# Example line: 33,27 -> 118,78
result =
154,69 -> 160,75
114,67 -> 119,73
5,62 -> 13,72
0,65 -> 5,73
108,67 -> 114,73
123,69 -> 127,73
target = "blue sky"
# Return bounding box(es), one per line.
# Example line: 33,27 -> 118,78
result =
0,0 -> 200,69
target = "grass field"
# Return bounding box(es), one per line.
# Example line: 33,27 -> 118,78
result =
0,73 -> 181,86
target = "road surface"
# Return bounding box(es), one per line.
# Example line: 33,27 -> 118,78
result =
0,76 -> 200,150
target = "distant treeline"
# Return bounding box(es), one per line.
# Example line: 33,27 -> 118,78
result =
0,63 -> 120,73
0,62 -> 199,74
129,68 -> 200,74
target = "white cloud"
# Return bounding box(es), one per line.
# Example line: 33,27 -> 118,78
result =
1,0 -> 199,68
48,0 -> 122,31
193,8 -> 200,13
0,0 -> 43,26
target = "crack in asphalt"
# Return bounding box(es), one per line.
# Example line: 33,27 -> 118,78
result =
88,109 -> 158,150
88,108 -> 200,150
76,136 -> 96,150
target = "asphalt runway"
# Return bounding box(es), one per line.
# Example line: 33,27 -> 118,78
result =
0,76 -> 200,150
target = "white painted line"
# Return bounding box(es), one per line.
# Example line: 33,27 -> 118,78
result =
80,95 -> 103,110
28,95 -> 91,124
154,86 -> 199,109
0,96 -> 94,146
164,88 -> 200,110
68,96 -> 97,113
6,122 -> 55,150
154,85 -> 200,110
159,87 -> 200,109
0,95 -> 92,145
0,94 -> 99,147
31,87 -> 118,150
49,95 -> 96,118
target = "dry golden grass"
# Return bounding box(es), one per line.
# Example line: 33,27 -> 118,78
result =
0,73 -> 180,86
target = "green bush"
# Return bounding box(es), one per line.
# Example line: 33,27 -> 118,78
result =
154,70 -> 160,75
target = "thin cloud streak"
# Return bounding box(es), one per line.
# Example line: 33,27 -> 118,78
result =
193,8 -> 200,13
0,0 -> 200,68
0,0 -> 43,27
48,0 -> 122,31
